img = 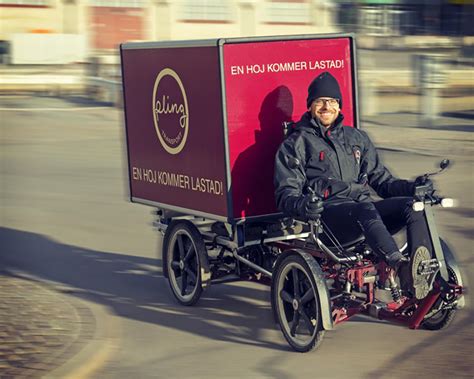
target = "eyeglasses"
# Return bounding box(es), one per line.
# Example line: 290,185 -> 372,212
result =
313,98 -> 339,107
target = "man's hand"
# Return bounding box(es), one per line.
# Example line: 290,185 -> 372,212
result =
412,175 -> 434,196
300,195 -> 324,220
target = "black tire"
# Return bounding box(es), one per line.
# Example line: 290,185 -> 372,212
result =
271,254 -> 325,352
164,221 -> 205,306
422,266 -> 458,330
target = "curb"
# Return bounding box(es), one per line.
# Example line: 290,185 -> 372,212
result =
47,295 -> 121,379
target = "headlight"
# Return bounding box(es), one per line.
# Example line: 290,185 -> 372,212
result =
412,202 -> 425,211
441,198 -> 455,208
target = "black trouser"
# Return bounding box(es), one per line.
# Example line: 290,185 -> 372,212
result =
321,197 -> 433,263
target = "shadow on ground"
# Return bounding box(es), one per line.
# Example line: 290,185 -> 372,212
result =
442,110 -> 474,120
0,227 -> 285,351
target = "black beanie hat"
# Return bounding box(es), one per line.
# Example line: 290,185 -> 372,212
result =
306,71 -> 342,108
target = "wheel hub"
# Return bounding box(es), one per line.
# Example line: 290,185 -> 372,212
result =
179,260 -> 185,270
292,299 -> 299,311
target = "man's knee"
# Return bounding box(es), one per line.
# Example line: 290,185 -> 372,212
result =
402,200 -> 424,222
351,202 -> 384,230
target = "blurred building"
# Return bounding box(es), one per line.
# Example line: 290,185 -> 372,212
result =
337,0 -> 474,37
0,0 -> 472,63
0,0 -> 339,54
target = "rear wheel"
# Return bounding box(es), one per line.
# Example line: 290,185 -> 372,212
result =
422,266 -> 459,330
271,254 -> 325,352
164,221 -> 206,306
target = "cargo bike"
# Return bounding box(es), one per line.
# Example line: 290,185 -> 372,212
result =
120,34 -> 464,352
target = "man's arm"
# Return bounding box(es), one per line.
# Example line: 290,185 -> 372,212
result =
274,136 -> 307,216
274,140 -> 324,221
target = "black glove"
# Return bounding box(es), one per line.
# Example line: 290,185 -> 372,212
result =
299,195 -> 324,220
412,175 -> 434,196
310,176 -> 371,201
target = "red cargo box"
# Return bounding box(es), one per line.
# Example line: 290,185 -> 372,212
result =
120,34 -> 359,224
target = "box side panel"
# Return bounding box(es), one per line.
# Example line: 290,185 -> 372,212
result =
223,37 -> 355,220
122,46 -> 228,218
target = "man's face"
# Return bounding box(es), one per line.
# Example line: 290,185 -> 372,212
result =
310,97 -> 340,127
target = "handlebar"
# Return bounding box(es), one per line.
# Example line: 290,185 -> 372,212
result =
412,193 -> 455,211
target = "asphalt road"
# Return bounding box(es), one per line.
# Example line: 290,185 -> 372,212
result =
1,95 -> 473,378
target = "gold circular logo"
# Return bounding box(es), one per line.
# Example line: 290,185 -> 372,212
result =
152,68 -> 189,155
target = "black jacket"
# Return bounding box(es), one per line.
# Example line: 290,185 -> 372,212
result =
274,112 -> 413,218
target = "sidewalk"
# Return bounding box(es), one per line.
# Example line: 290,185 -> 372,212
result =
362,111 -> 474,159
0,270 -> 115,378
357,34 -> 474,52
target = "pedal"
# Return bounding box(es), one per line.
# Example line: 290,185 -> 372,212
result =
417,258 -> 440,276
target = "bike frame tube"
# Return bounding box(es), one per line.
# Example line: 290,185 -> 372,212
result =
424,205 -> 450,281
409,291 -> 441,329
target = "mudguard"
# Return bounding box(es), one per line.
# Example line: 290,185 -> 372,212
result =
440,238 -> 466,309
275,249 -> 334,330
161,220 -> 176,280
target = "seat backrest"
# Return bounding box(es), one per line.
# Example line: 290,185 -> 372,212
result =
282,121 -> 296,137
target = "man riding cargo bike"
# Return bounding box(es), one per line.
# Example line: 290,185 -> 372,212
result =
275,71 -> 435,301
120,34 -> 465,353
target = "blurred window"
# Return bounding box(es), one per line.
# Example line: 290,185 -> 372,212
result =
0,0 -> 47,5
263,0 -> 311,24
180,0 -> 233,22
89,0 -> 144,8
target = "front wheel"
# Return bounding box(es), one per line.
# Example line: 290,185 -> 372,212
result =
271,254 -> 325,352
422,266 -> 459,330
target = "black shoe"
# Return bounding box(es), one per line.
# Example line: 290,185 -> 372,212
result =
386,251 -> 408,269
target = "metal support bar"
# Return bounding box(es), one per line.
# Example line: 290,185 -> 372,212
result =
233,250 -> 272,278
314,237 -> 358,264
211,274 -> 242,285
244,232 -> 310,247
200,231 -> 238,250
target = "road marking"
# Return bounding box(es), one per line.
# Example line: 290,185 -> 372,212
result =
0,107 -> 111,111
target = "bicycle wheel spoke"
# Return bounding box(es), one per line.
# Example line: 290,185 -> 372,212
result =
280,289 -> 293,304
301,288 -> 315,305
171,261 -> 180,270
290,311 -> 300,337
292,268 -> 300,297
299,309 -> 315,335
177,234 -> 185,259
185,267 -> 197,284
183,245 -> 194,262
181,270 -> 188,296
